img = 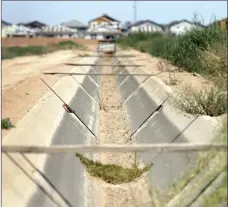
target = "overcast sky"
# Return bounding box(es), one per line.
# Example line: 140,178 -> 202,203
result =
2,1 -> 227,26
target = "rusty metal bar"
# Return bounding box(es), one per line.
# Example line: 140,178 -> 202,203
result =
41,78 -> 96,138
64,63 -> 143,67
41,78 -> 66,104
43,72 -> 156,76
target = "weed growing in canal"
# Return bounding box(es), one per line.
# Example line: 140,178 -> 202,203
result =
75,153 -> 152,184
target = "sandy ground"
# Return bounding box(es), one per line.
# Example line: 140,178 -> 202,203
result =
2,49 -> 94,138
123,49 -> 213,93
98,62 -> 134,168
94,59 -> 153,207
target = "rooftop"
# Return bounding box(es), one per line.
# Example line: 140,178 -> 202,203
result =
61,19 -> 87,28
130,20 -> 164,28
89,13 -> 120,23
2,20 -> 12,26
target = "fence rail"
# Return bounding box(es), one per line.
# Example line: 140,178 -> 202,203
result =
43,72 -> 157,76
64,63 -> 144,67
2,143 -> 227,154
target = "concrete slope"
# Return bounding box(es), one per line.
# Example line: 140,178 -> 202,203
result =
28,67 -> 101,207
2,56 -> 99,207
116,60 -> 221,191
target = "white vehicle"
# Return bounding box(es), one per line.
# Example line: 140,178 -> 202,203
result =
97,36 -> 116,55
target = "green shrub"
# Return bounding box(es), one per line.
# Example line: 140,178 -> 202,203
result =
56,40 -> 83,49
117,24 -> 227,75
2,118 -> 15,129
177,86 -> 227,116
2,40 -> 85,59
2,45 -> 49,59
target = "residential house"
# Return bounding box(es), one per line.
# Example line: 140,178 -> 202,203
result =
208,17 -> 228,31
2,24 -> 35,38
217,18 -> 228,30
18,20 -> 47,29
85,13 -> 121,40
2,20 -> 12,28
129,20 -> 164,33
61,20 -> 87,38
38,25 -> 78,38
2,20 -> 12,37
166,19 -> 206,35
17,20 -> 47,36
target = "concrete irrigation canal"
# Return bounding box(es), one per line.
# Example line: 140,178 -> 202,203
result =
2,51 -> 222,207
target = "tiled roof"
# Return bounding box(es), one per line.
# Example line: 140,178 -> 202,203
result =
166,19 -> 206,29
61,20 -> 87,28
88,13 -> 120,23
130,20 -> 164,28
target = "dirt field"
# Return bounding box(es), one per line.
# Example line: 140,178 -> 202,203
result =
2,37 -> 98,47
2,49 -> 95,137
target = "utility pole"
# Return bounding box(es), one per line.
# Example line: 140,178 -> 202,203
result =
133,1 -> 137,23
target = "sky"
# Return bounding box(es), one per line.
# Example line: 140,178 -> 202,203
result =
2,1 -> 227,26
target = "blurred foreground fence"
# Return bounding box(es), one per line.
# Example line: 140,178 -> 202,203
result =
2,143 -> 227,154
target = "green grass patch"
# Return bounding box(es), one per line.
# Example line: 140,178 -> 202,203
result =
2,45 -> 49,59
2,118 -> 15,129
55,40 -> 86,50
75,153 -> 152,184
2,40 -> 86,60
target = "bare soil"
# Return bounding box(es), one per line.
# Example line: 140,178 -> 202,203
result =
2,49 -> 93,137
